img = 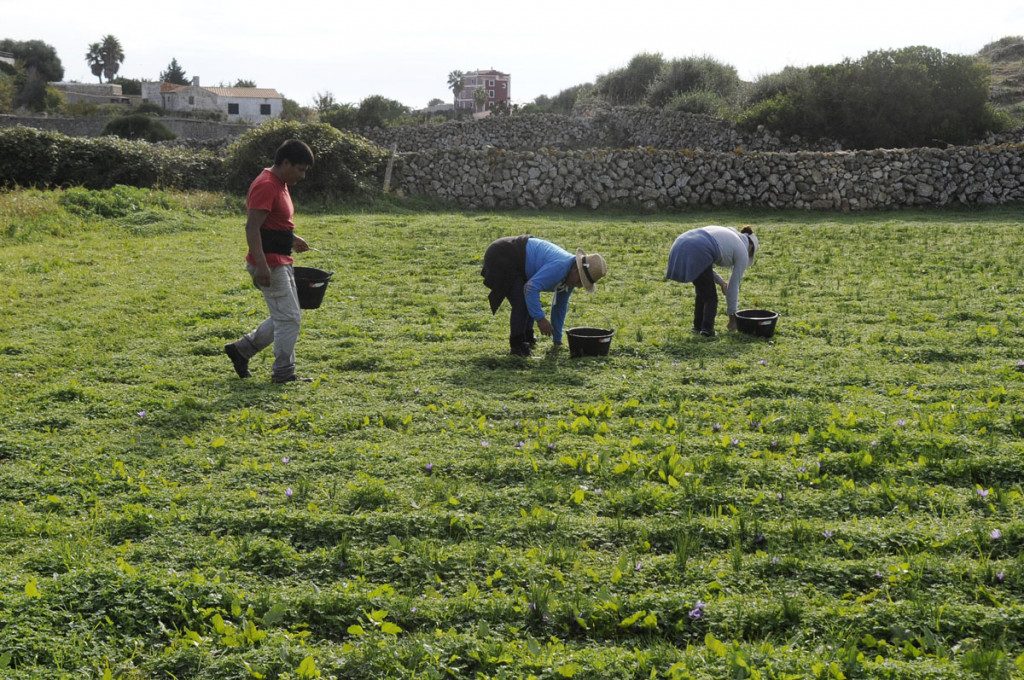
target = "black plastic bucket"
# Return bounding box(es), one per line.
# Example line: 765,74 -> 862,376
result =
293,267 -> 333,310
735,309 -> 779,338
566,327 -> 615,357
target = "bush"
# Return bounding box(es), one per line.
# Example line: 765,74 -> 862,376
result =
595,53 -> 665,106
647,56 -> 741,109
135,102 -> 164,115
223,120 -> 389,198
0,126 -> 223,190
663,90 -> 729,117
738,46 -> 1009,148
103,114 -> 176,142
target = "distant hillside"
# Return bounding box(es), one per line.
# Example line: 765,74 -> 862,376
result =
978,36 -> 1024,124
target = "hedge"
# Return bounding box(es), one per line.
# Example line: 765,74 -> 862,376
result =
0,126 -> 222,190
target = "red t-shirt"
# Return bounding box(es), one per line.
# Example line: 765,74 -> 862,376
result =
246,168 -> 294,267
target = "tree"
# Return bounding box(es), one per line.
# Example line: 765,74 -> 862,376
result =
109,77 -> 141,95
594,52 -> 664,105
98,35 -> 125,82
472,87 -> 487,112
160,58 -> 188,85
86,42 -> 104,82
313,91 -> 337,113
234,79 -> 256,87
447,70 -> 464,101
281,97 -> 315,122
427,98 -> 444,107
355,95 -> 409,127
0,39 -> 64,82
0,39 -> 64,111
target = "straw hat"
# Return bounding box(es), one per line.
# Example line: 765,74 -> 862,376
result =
575,248 -> 607,292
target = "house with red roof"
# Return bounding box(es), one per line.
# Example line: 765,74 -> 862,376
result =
141,77 -> 283,123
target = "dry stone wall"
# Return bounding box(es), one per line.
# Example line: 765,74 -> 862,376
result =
363,108 -> 834,153
393,145 -> 1024,211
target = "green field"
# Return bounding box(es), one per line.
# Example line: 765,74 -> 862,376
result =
1,188 -> 1023,679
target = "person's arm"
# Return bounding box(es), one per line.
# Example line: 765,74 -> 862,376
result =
245,209 -> 271,286
549,288 -> 572,344
725,258 -> 748,328
714,269 -> 727,295
524,260 -> 570,329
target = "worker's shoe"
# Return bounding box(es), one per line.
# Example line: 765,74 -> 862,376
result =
224,343 -> 250,378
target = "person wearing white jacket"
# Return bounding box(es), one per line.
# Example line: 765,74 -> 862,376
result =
665,225 -> 759,336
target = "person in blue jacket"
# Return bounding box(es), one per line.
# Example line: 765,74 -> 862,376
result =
482,235 -> 607,356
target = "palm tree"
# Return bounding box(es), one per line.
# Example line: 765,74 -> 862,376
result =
447,70 -> 464,103
85,42 -> 104,82
99,35 -> 124,82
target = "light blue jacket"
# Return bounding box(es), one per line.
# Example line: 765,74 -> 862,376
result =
524,238 -> 575,343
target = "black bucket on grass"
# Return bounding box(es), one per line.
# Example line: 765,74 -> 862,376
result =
566,327 -> 615,357
293,267 -> 333,310
735,309 -> 779,338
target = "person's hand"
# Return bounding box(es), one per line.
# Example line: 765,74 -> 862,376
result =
293,235 -> 310,253
253,264 -> 272,288
727,315 -> 738,332
537,319 -> 554,336
719,280 -> 729,296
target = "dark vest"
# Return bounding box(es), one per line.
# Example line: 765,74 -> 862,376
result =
481,234 -> 531,313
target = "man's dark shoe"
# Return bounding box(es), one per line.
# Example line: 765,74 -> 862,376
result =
698,330 -> 716,338
510,342 -> 532,357
224,343 -> 250,378
272,374 -> 313,384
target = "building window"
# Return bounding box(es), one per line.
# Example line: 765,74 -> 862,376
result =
188,96 -> 194,105
500,83 -> 506,88
260,104 -> 271,115
228,103 -> 239,115
487,79 -> 494,86
488,90 -> 495,98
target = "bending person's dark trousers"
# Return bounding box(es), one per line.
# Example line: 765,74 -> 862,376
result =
481,234 -> 535,354
692,265 -> 718,335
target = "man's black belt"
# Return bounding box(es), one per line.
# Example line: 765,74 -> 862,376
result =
261,228 -> 294,255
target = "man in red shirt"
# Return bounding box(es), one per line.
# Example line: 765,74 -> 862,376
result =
224,139 -> 315,383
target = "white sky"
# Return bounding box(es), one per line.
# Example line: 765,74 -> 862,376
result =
4,0 -> 1022,108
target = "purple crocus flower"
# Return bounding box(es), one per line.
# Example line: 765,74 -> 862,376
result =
136,410 -> 147,419
730,438 -> 740,447
758,359 -> 768,366
712,423 -> 722,433
688,600 -> 706,620
1016,359 -> 1024,372
514,440 -> 526,449
424,463 -> 434,475
281,456 -> 290,465
991,529 -> 1002,540
822,530 -> 834,539
996,571 -> 1006,583
896,419 -> 907,428
285,487 -> 293,498
977,488 -> 989,499
480,440 -> 490,448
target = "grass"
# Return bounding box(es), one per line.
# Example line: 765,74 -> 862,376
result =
1,187 -> 1023,679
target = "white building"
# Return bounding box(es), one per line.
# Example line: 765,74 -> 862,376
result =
0,51 -> 15,67
141,77 -> 283,123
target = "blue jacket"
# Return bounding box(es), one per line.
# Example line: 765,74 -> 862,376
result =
524,238 -> 575,343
